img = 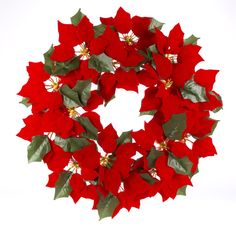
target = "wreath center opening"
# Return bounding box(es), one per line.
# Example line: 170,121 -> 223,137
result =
96,85 -> 152,134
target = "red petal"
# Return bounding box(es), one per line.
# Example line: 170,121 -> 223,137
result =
50,44 -> 75,62
153,53 -> 172,79
114,143 -> 136,178
115,68 -> 138,92
81,168 -> 98,180
44,142 -> 71,171
73,145 -> 100,169
89,36 -> 107,55
84,90 -> 103,111
178,45 -> 203,73
140,87 -> 161,112
167,23 -> 184,53
193,137 -> 217,157
76,16 -> 94,43
113,7 -> 132,33
132,16 -> 151,36
191,118 -> 217,138
98,124 -> 118,153
99,72 -> 117,102
76,60 -> 99,84
137,68 -> 158,87
81,111 -> 103,131
70,173 -> 86,203
58,21 -> 79,47
131,129 -> 155,150
100,17 -> 114,25
172,63 -> 192,87
169,142 -> 190,158
46,171 -> 60,187
155,28 -> 167,54
194,69 -> 219,91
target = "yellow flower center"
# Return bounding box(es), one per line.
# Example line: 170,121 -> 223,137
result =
159,141 -> 168,151
124,35 -> 135,46
100,156 -> 111,168
68,107 -> 79,118
79,46 -> 90,58
165,54 -> 178,64
161,78 -> 173,90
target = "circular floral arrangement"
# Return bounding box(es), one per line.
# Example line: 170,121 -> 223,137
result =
18,8 -> 222,219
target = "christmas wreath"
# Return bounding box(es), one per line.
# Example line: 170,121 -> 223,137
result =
18,8 -> 222,219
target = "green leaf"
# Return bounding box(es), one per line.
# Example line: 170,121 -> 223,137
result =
117,131 -> 132,146
76,117 -> 98,140
140,110 -> 156,116
149,18 -> 164,32
140,173 -> 157,185
27,135 -> 51,163
54,171 -> 73,199
44,45 -> 79,75
54,136 -> 90,152
177,185 -> 187,196
147,147 -> 163,169
73,80 -> 91,106
71,9 -> 85,26
181,79 -> 208,103
97,193 -> 119,220
60,85 -> 82,108
168,153 -> 193,175
20,97 -> 31,107
94,24 -> 106,38
163,113 -> 186,140
184,35 -> 199,45
89,53 -> 114,72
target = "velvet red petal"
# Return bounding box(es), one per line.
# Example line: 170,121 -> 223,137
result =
98,124 -> 118,153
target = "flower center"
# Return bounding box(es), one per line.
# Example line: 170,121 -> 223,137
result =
161,78 -> 173,90
165,54 -> 178,64
124,35 -> 135,45
68,158 -> 80,173
155,140 -> 168,151
44,76 -> 61,92
100,156 -> 112,168
68,107 -> 79,118
79,46 -> 90,58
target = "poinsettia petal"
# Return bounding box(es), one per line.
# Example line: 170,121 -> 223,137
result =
155,28 -> 167,55
153,53 -> 172,79
84,90 -> 103,111
50,44 -> 75,62
70,173 -> 86,203
73,144 -> 100,169
178,45 -> 203,73
192,137 -> 217,157
194,69 -> 219,91
115,68 -> 138,92
58,21 -> 79,47
98,124 -> 118,153
167,23 -> 184,53
131,129 -> 155,150
169,141 -> 190,158
132,16 -> 151,36
76,16 -> 94,44
114,143 -> 136,178
81,167 -> 98,180
99,72 -> 117,102
113,7 -> 132,33
81,111 -> 103,131
46,171 -> 60,187
44,142 -> 71,171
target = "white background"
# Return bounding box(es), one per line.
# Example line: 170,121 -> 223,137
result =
0,0 -> 235,235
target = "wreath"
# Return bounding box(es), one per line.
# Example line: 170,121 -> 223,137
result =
18,8 -> 222,219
